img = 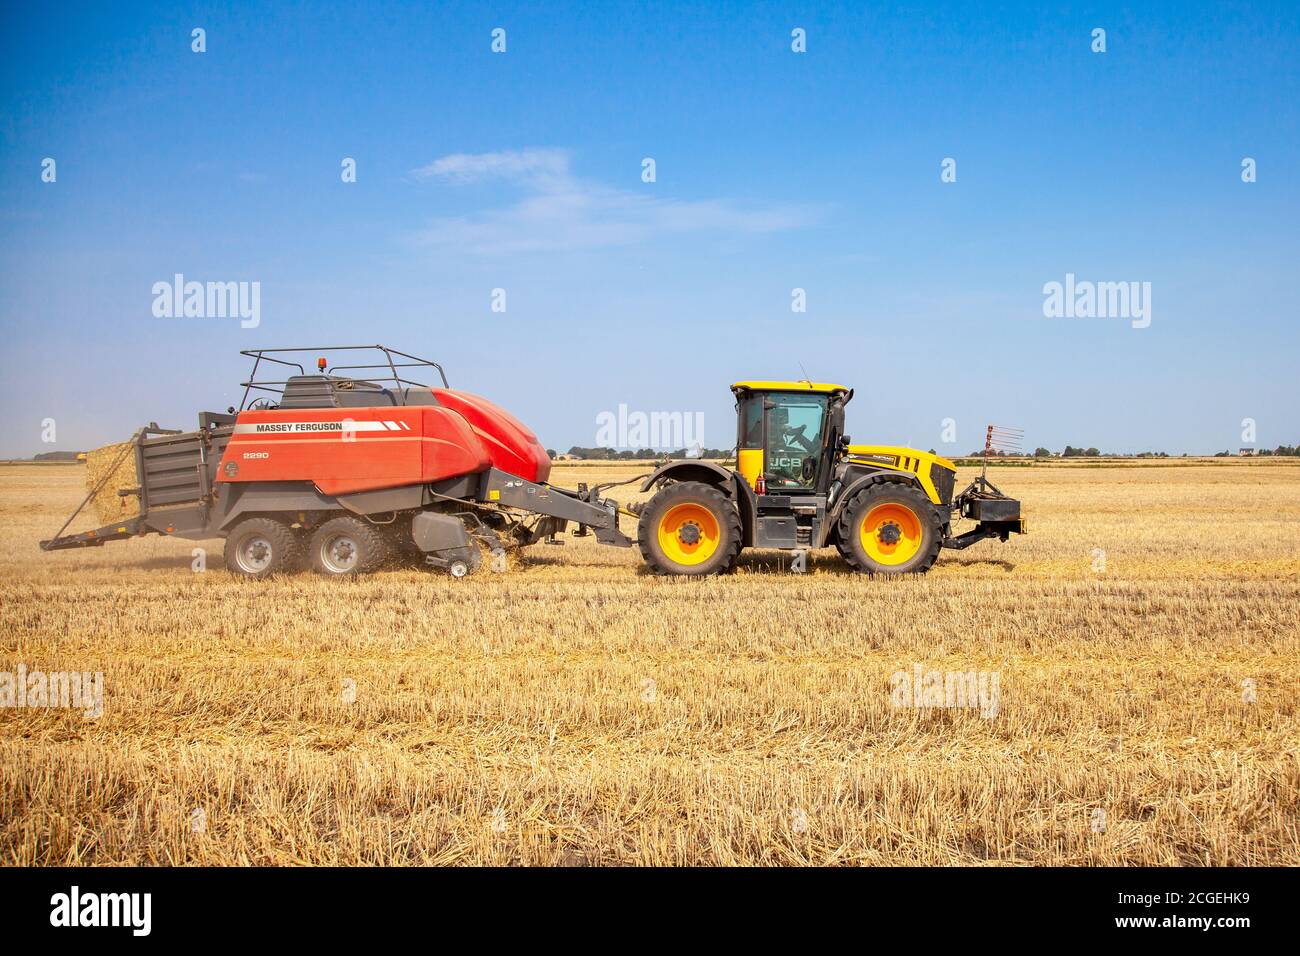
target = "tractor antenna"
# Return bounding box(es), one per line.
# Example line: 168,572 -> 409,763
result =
797,361 -> 811,385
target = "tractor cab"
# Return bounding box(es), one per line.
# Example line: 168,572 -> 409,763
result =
731,381 -> 851,494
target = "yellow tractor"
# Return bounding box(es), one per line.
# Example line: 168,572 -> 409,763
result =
635,381 -> 1025,575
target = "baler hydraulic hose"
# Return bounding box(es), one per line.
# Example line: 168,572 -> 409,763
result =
577,472 -> 649,520
591,472 -> 650,494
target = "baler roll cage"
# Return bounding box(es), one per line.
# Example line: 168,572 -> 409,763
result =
237,344 -> 450,410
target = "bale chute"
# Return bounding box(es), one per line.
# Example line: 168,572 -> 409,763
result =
84,440 -> 141,523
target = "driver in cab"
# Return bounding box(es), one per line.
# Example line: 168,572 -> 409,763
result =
767,405 -> 820,487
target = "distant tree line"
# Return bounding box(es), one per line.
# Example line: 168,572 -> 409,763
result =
1216,445 -> 1300,457
562,446 -> 733,461
966,446 -> 1300,458
552,444 -> 1300,462
969,447 -> 1100,457
33,451 -> 83,461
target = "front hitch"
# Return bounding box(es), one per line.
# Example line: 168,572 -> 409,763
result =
943,475 -> 1026,549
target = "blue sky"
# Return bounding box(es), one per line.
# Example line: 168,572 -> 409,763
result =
1,0 -> 1297,457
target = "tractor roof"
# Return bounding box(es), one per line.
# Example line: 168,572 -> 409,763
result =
731,380 -> 849,394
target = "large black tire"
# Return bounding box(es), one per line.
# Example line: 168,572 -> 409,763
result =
637,481 -> 742,576
308,516 -> 394,576
224,517 -> 303,578
836,481 -> 942,575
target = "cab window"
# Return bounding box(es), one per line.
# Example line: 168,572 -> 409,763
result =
738,395 -> 764,449
764,394 -> 827,489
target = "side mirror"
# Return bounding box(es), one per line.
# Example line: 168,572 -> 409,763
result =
840,435 -> 851,447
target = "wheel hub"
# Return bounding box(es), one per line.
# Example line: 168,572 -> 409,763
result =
877,521 -> 902,546
241,536 -> 272,572
325,536 -> 358,571
677,521 -> 702,545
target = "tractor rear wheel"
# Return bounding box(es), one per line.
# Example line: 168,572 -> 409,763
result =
224,517 -> 303,578
309,516 -> 393,576
637,481 -> 742,576
837,482 -> 942,575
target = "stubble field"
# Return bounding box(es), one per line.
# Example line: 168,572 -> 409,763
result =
1,459 -> 1297,865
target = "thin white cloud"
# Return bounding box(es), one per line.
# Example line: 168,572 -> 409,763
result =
409,148 -> 822,254
410,148 -> 571,186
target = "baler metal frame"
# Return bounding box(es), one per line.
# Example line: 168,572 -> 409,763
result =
237,345 -> 450,411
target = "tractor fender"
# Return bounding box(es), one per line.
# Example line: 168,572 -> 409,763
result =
826,470 -> 936,544
639,460 -> 737,494
640,461 -> 757,546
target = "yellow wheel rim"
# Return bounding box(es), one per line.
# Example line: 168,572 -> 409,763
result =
657,502 -> 721,566
859,502 -> 923,566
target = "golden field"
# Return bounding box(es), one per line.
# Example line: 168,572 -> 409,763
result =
1,459 -> 1297,866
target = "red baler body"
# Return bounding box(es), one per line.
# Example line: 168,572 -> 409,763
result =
217,388 -> 550,496
430,388 -> 550,485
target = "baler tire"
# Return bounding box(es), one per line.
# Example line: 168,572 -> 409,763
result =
309,516 -> 394,577
637,481 -> 742,576
224,517 -> 304,579
836,481 -> 941,575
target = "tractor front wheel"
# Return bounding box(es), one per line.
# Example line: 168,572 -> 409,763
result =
837,482 -> 942,575
637,481 -> 742,576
